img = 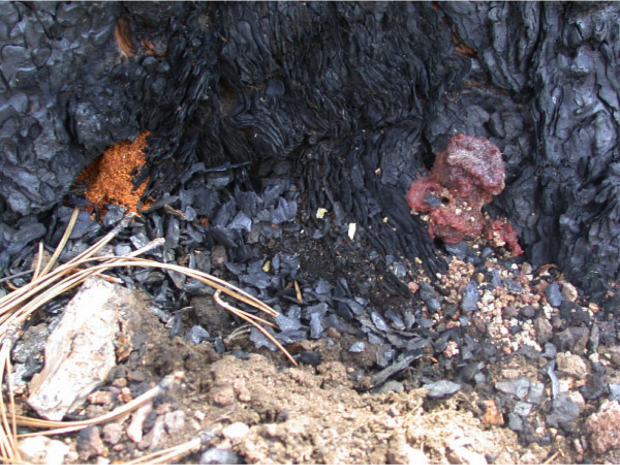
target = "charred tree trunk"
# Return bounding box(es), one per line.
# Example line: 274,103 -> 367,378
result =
1,2 -> 620,299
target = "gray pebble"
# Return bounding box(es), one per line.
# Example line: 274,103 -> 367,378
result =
495,377 -> 530,400
184,325 -> 211,344
507,412 -> 523,432
423,380 -> 461,398
504,278 -> 524,294
460,281 -> 479,313
609,384 -> 620,401
200,448 -> 243,464
77,426 -> 105,461
426,298 -> 442,313
163,410 -> 186,436
102,423 -> 123,445
520,305 -> 536,319
349,341 -> 366,353
545,283 -> 564,307
513,401 -> 532,417
525,382 -> 545,405
547,394 -> 580,428
534,316 -> 553,345
377,380 -> 405,394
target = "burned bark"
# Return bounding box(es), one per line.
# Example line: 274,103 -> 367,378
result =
1,2 -> 620,298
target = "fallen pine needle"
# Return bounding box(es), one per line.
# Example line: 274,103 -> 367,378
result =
0,210 -> 296,463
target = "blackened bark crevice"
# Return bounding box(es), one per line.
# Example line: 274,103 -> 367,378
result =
2,2 -> 620,298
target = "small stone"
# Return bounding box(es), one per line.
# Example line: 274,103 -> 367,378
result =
560,302 -> 591,326
609,383 -> 620,401
112,378 -> 127,389
586,400 -> 620,454
102,423 -> 123,445
504,278 -> 524,294
495,377 -> 530,400
561,283 -> 578,302
423,380 -> 461,398
519,305 -> 536,319
378,380 -> 405,394
155,403 -> 174,415
120,387 -> 132,403
580,374 -> 605,400
212,386 -> 236,406
566,391 -> 585,412
370,311 -> 390,333
525,382 -> 545,405
541,342 -> 557,359
222,422 -> 250,440
211,245 -> 228,267
388,434 -> 429,464
184,325 -> 211,344
547,394 -> 580,428
461,281 -> 479,313
349,341 -> 366,353
426,298 -> 442,313
77,426 -> 105,461
513,401 -> 532,417
534,316 -> 553,345
88,390 -> 114,406
502,305 -> 518,319
556,353 -> 589,379
602,346 -> 620,365
164,410 -> 186,436
200,447 -> 243,464
233,379 -> 252,402
447,446 -> 488,465
597,320 -> 617,345
127,370 -> 147,382
507,413 -> 523,432
495,452 -> 515,464
326,327 -> 341,338
138,415 -> 165,451
19,436 -> 70,465
545,283 -> 564,307
482,399 -> 503,426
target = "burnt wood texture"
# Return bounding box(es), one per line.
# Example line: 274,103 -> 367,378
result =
1,2 -> 620,297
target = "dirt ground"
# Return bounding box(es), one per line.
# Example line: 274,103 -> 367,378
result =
13,209 -> 620,464
78,329 -> 573,465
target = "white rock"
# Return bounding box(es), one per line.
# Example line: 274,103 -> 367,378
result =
19,436 -> 69,464
27,277 -> 144,420
222,422 -> 250,440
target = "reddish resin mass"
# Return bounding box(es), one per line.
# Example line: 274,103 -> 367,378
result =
406,134 -> 523,255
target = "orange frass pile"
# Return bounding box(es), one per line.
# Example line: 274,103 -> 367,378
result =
76,131 -> 151,215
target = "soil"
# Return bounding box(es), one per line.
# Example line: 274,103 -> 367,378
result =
11,201 -> 620,464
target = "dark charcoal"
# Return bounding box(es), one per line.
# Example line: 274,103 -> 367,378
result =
295,351 -> 321,367
580,374 -> 606,400
2,3 -> 620,297
559,301 -> 591,326
184,325 -> 211,345
547,394 -> 580,429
